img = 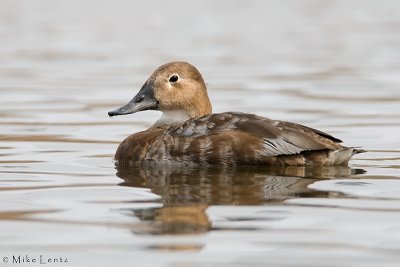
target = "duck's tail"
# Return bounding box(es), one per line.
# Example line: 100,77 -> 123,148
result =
326,147 -> 366,165
352,148 -> 367,155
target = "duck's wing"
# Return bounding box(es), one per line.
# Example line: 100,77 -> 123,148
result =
169,112 -> 342,158
284,122 -> 342,143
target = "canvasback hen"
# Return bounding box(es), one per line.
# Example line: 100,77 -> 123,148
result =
109,61 -> 364,166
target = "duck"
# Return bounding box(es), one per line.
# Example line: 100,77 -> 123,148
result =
108,61 -> 364,166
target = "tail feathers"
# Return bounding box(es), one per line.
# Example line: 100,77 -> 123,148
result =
352,148 -> 367,155
327,147 -> 365,165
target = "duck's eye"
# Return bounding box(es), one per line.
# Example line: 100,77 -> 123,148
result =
169,75 -> 179,83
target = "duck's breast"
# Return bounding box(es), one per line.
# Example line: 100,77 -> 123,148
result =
114,128 -> 166,163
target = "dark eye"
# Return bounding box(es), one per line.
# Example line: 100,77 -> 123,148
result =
169,75 -> 179,83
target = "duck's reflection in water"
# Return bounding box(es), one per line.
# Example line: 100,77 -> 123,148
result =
116,165 -> 365,235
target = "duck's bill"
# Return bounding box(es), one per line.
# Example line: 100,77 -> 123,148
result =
108,100 -> 158,117
108,82 -> 159,117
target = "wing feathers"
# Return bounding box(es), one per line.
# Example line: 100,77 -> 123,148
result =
170,112 -> 342,158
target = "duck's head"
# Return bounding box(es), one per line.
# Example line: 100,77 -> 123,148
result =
108,61 -> 212,125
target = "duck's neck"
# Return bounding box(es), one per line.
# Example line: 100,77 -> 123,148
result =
153,92 -> 213,128
153,104 -> 212,128
153,110 -> 192,128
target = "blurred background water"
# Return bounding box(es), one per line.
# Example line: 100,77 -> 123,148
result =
1,0 -> 400,266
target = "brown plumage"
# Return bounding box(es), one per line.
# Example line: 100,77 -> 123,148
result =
109,62 -> 364,166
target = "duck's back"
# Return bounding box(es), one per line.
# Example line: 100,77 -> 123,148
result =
115,112 -> 361,166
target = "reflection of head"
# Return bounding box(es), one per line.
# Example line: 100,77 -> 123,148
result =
131,205 -> 211,235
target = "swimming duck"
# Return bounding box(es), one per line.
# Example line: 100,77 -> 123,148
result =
108,61 -> 364,166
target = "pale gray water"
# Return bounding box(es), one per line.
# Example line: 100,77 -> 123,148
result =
1,1 -> 400,266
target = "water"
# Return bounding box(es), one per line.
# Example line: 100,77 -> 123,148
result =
1,0 -> 400,266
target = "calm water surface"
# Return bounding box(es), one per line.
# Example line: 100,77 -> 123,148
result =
1,1 -> 400,266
